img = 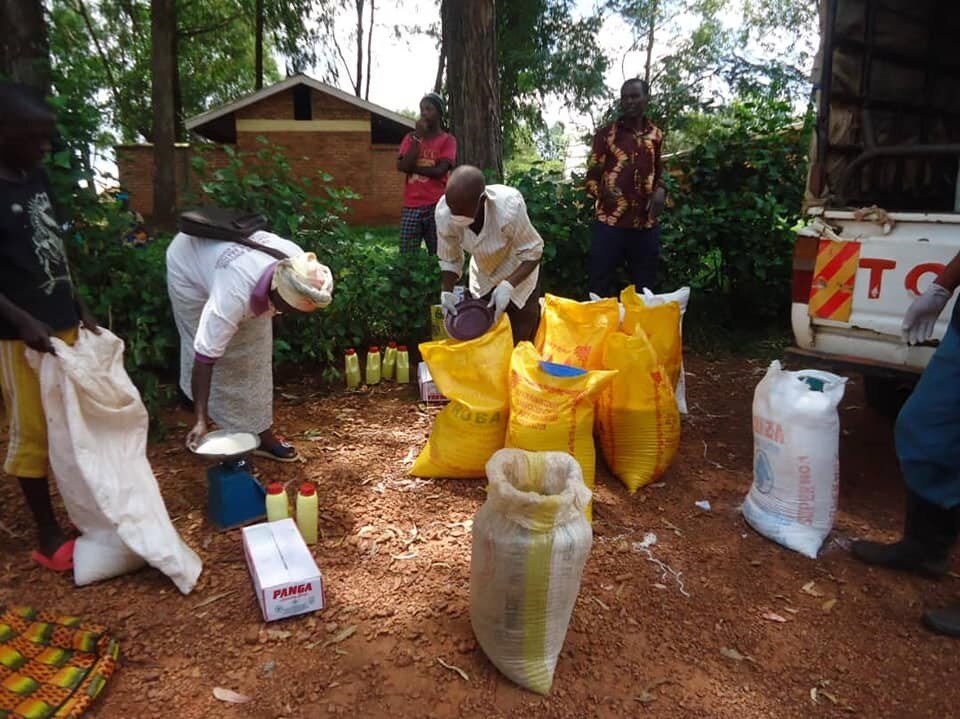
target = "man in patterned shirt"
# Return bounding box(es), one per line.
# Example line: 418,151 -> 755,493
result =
585,78 -> 666,297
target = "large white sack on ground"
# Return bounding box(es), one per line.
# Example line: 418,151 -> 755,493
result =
639,286 -> 690,414
29,329 -> 202,593
470,449 -> 592,695
742,361 -> 847,559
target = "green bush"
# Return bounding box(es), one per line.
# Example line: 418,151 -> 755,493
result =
662,97 -> 811,327
509,167 -> 594,299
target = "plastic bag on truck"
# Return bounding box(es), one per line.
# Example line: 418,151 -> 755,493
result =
411,315 -> 513,478
533,294 -> 620,370
29,329 -> 202,593
505,342 -> 616,520
470,449 -> 592,695
621,285 -> 690,414
597,331 -> 681,492
741,361 -> 847,559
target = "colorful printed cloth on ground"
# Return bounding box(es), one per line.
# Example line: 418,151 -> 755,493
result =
0,606 -> 119,719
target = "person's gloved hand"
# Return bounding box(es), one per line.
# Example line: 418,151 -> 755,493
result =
487,280 -> 514,322
440,291 -> 459,317
903,283 -> 952,345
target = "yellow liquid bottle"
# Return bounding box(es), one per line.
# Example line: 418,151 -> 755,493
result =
366,346 -> 381,385
296,483 -> 318,544
265,482 -> 288,522
345,348 -> 361,389
396,345 -> 410,383
383,342 -> 397,381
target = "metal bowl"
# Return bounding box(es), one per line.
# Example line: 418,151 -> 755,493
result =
191,430 -> 260,459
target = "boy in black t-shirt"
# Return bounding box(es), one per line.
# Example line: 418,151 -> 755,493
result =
0,82 -> 99,571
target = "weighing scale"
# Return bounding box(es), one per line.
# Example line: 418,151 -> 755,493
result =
192,430 -> 267,530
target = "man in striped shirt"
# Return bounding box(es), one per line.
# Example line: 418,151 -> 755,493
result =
435,165 -> 543,345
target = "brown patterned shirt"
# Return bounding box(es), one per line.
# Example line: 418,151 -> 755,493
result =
585,117 -> 664,229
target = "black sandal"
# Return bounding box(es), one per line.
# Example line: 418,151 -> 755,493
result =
252,436 -> 300,463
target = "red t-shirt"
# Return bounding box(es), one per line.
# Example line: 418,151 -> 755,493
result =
398,131 -> 457,208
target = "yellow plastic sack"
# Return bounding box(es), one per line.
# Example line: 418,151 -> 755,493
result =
621,285 -> 682,390
505,342 -> 617,519
534,294 -> 620,370
411,315 -> 513,478
597,331 -> 681,492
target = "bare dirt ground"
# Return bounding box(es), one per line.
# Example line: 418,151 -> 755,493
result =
1,354 -> 958,719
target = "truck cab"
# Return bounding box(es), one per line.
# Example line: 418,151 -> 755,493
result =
790,0 -> 960,411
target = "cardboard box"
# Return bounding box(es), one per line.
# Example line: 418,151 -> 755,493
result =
242,518 -> 325,622
418,361 -> 447,403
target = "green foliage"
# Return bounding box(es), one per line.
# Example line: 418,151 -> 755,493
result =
275,240 -> 439,378
605,0 -> 814,135
497,0 -> 610,156
47,0 -> 296,145
509,167 -> 594,300
661,95 -> 812,326
504,122 -> 569,177
189,136 -> 359,237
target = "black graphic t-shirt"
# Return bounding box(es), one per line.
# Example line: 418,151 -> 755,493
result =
0,169 -> 78,339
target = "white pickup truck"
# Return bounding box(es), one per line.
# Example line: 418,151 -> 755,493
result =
787,0 -> 960,414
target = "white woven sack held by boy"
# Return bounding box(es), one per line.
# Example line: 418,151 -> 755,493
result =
742,360 -> 847,559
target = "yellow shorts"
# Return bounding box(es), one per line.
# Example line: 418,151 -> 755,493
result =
0,327 -> 78,479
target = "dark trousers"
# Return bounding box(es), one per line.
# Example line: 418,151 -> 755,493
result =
589,221 -> 660,298
897,324 -> 960,508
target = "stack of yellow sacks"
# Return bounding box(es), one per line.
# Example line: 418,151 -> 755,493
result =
410,286 -> 684,510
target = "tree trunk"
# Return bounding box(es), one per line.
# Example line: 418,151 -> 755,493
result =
434,0 -> 446,94
0,0 -> 50,94
443,0 -> 501,179
173,22 -> 185,141
151,0 -> 178,230
255,0 -> 264,89
364,0 -> 374,100
644,0 -> 658,84
354,0 -> 365,97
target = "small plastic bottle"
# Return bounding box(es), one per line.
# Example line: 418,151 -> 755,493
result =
383,342 -> 397,381
345,348 -> 361,389
396,345 -> 410,384
296,482 -> 318,544
366,346 -> 381,385
265,482 -> 288,522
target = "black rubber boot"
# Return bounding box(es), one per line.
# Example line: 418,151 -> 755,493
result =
923,603 -> 960,637
851,492 -> 959,578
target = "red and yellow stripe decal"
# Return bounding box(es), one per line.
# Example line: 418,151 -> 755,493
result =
808,239 -> 860,322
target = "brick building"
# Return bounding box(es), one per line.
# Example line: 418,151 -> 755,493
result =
116,74 -> 415,225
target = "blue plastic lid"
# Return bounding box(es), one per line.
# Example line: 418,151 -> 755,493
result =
539,360 -> 587,377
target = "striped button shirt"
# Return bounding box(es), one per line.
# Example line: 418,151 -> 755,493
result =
435,185 -> 544,308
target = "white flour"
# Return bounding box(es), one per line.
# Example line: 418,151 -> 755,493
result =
196,434 -> 256,455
